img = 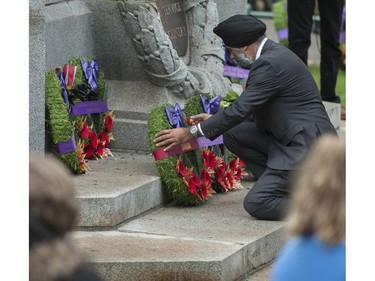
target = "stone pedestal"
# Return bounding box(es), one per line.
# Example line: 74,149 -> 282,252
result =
29,0 -> 46,153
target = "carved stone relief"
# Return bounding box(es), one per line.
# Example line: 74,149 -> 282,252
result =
117,0 -> 239,99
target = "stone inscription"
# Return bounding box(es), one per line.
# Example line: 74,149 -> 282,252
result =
156,0 -> 188,56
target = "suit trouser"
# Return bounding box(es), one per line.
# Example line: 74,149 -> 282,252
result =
223,120 -> 289,221
287,0 -> 343,103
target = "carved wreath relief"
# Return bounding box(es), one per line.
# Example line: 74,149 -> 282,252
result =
117,0 -> 234,99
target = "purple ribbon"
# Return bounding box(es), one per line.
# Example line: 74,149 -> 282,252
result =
70,100 -> 108,115
340,31 -> 346,43
165,103 -> 185,128
200,95 -> 221,115
55,68 -> 69,106
223,65 -> 250,79
197,135 -> 223,147
81,59 -> 99,94
277,28 -> 288,40
57,135 -> 76,154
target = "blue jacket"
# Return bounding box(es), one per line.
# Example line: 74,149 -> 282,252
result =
270,235 -> 346,281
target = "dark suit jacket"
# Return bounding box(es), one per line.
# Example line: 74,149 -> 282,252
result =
200,39 -> 337,170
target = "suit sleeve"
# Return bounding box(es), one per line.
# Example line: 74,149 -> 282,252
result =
201,60 -> 281,140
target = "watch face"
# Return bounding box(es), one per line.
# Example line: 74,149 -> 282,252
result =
190,126 -> 198,134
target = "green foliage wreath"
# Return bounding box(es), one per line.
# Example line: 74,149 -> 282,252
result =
45,56 -> 114,174
148,104 -> 206,206
45,70 -> 81,174
148,94 -> 248,206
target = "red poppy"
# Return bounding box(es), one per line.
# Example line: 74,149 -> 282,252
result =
224,170 -> 234,189
84,143 -> 97,159
199,170 -> 216,199
235,167 -> 246,180
200,169 -> 212,187
187,173 -> 200,195
105,114 -> 113,131
80,122 -> 91,139
176,159 -> 186,176
185,116 -> 192,125
215,157 -> 225,176
229,158 -> 237,171
96,142 -> 104,158
200,184 -> 208,199
89,131 -> 98,148
100,131 -> 112,147
202,149 -> 217,170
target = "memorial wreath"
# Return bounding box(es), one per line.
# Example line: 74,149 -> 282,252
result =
45,56 -> 114,174
148,93 -> 247,206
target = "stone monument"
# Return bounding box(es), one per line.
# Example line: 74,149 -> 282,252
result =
28,0 -> 248,153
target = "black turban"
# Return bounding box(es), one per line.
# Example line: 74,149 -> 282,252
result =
213,15 -> 266,48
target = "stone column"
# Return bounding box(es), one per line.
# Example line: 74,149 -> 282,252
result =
29,0 -> 46,153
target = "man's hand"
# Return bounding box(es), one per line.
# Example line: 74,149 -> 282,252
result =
154,127 -> 191,152
189,113 -> 212,125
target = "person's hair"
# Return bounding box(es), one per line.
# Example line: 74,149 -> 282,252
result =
29,239 -> 85,281
29,154 -> 78,238
256,34 -> 266,43
29,155 -> 103,281
286,135 -> 345,246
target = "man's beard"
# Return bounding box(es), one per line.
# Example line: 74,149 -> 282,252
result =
232,51 -> 254,69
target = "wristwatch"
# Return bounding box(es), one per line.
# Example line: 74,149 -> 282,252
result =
189,125 -> 199,138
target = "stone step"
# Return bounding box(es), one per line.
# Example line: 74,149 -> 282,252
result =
106,80 -> 187,153
70,184 -> 286,281
71,123 -> 345,281
72,150 -> 169,227
110,117 -> 151,152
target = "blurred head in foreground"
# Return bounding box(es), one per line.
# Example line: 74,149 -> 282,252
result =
287,135 -> 346,245
29,155 -> 102,281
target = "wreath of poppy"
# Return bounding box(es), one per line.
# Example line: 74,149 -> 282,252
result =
148,94 -> 247,206
67,57 -> 115,161
45,57 -> 114,174
184,94 -> 248,193
148,104 -> 212,206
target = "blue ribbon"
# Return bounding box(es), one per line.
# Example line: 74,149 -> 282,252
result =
200,95 -> 221,114
55,68 -> 69,106
165,103 -> 185,128
81,59 -> 99,94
